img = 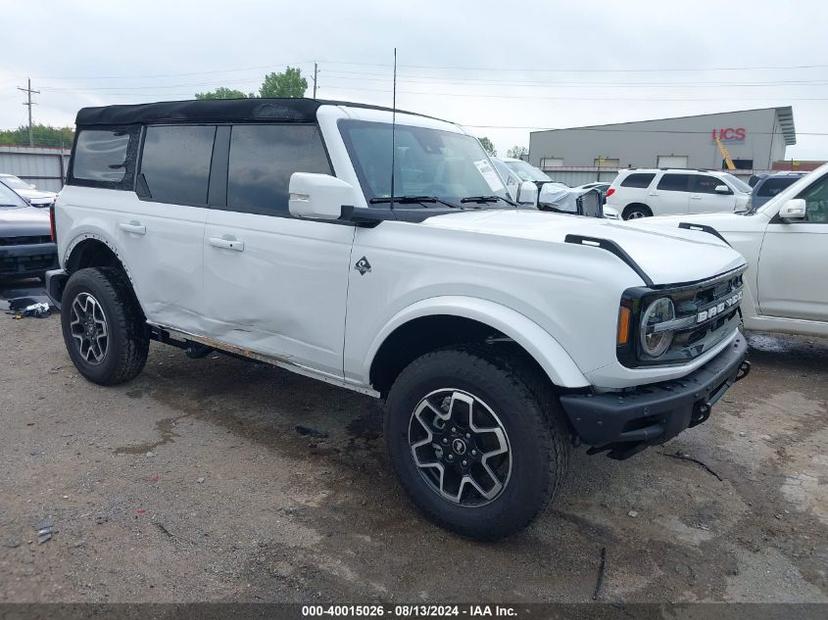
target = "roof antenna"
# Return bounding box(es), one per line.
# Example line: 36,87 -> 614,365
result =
390,47 -> 397,210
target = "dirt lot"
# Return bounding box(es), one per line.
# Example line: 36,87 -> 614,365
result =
1,294 -> 826,604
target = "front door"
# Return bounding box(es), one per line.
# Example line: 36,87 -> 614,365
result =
688,174 -> 737,214
201,123 -> 354,378
757,172 -> 828,322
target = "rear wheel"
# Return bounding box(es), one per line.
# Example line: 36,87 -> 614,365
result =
385,347 -> 570,540
61,267 -> 149,385
623,204 -> 652,220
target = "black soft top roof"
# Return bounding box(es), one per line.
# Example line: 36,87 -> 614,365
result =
75,98 -> 443,127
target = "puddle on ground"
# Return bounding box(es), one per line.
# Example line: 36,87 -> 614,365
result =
113,415 -> 186,455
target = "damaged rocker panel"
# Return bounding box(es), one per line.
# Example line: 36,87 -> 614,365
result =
148,323 -> 381,398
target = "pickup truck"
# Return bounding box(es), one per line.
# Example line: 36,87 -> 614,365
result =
626,164 -> 828,338
46,98 -> 750,539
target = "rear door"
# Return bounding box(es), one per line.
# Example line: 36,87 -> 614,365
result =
201,123 -> 355,378
757,172 -> 828,322
650,173 -> 692,215
688,174 -> 736,214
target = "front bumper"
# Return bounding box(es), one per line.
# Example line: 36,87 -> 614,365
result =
560,333 -> 749,459
0,242 -> 58,279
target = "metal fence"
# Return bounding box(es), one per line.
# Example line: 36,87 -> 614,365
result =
0,146 -> 71,193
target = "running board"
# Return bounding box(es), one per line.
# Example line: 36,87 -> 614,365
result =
148,323 -> 381,399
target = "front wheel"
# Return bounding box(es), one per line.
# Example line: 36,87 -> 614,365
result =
61,267 -> 149,386
385,347 -> 571,540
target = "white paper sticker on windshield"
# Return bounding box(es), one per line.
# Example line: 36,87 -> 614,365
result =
474,159 -> 505,192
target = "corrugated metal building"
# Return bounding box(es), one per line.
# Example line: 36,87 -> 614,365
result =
529,107 -> 795,185
0,146 -> 71,192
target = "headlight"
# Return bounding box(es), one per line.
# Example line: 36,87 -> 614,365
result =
640,297 -> 675,357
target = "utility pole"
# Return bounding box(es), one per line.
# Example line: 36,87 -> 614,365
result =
312,62 -> 318,98
17,78 -> 40,147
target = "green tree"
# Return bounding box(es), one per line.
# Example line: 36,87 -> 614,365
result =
259,66 -> 307,98
506,145 -> 528,159
0,124 -> 74,148
194,87 -> 251,100
478,136 -> 496,156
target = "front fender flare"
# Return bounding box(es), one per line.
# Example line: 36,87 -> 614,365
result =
363,296 -> 590,389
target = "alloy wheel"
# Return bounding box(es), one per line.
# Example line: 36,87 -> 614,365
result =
69,292 -> 109,365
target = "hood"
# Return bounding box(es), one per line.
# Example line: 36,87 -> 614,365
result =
422,209 -> 745,286
621,211 -> 766,234
0,206 -> 52,237
17,188 -> 57,201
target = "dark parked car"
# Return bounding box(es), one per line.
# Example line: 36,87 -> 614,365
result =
749,172 -> 807,210
0,182 -> 58,280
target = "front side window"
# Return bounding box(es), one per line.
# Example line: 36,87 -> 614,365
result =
505,159 -> 551,183
71,128 -> 137,187
798,174 -> 828,223
139,125 -> 216,205
721,173 -> 751,194
227,124 -> 331,216
339,120 -> 510,205
694,175 -> 731,195
657,173 -> 692,192
621,173 -> 655,189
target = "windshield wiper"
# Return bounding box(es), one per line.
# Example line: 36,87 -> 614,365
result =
460,194 -> 517,207
369,195 -> 462,209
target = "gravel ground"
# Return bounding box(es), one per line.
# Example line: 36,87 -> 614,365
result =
0,287 -> 826,604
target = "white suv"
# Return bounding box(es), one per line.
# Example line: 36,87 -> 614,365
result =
46,99 -> 750,540
606,168 -> 752,220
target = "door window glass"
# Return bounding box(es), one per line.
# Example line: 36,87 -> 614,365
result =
227,124 -> 331,216
694,175 -> 731,195
657,174 -> 692,192
798,175 -> 828,223
72,129 -> 134,185
140,125 -> 216,205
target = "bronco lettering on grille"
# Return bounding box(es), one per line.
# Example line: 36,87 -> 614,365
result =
696,290 -> 743,324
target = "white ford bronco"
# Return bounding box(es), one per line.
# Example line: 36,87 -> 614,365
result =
47,99 -> 750,540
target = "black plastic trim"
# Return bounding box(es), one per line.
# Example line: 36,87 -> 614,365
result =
561,333 -> 748,453
564,234 -> 653,286
678,222 -> 731,246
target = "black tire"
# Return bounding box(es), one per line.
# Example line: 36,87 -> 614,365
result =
385,347 -> 571,540
623,204 -> 652,220
60,267 -> 149,386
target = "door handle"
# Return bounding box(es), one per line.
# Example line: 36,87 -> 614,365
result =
119,221 -> 146,235
690,195 -> 702,200
208,236 -> 244,252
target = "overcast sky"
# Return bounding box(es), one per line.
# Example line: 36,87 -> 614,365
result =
2,0 -> 827,158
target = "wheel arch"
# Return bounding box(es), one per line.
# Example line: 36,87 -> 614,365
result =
623,203 -> 652,219
365,297 -> 589,396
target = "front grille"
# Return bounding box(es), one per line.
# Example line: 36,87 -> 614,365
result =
0,235 -> 52,246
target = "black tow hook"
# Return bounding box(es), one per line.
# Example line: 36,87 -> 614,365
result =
735,360 -> 751,382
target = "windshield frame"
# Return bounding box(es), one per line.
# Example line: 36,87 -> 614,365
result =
338,118 -> 512,209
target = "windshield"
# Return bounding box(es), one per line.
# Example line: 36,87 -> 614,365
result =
722,173 -> 751,194
504,160 -> 551,183
0,175 -> 31,190
339,120 -> 510,207
0,182 -> 28,207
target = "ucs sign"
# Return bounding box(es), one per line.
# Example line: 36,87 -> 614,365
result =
711,128 -> 746,143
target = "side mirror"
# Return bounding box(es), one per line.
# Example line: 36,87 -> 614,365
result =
714,184 -> 730,194
515,181 -> 538,206
778,198 -> 807,221
288,173 -> 356,220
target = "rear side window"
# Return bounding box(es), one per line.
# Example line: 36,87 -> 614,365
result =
227,124 -> 331,216
657,173 -> 692,192
757,177 -> 797,198
620,173 -> 655,189
70,127 -> 139,189
139,125 -> 216,206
